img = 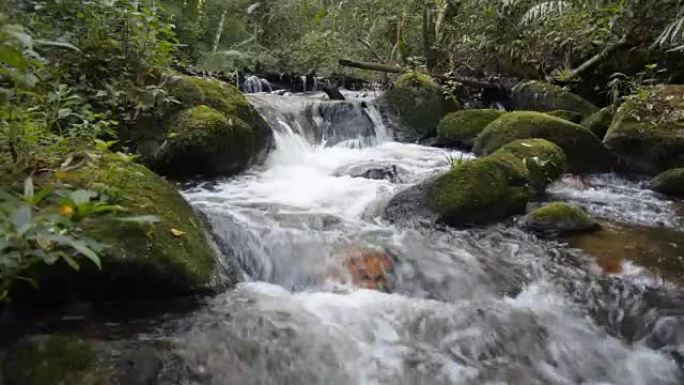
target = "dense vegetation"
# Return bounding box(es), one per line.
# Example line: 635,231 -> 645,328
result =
1,0 -> 684,301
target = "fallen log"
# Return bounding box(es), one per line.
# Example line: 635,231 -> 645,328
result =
338,59 -> 506,91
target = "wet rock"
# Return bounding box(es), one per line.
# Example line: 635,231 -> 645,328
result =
436,109 -> 505,149
336,163 -> 407,183
14,151 -> 219,303
427,152 -> 533,226
317,101 -> 376,146
133,75 -> 273,179
520,202 -> 599,234
473,111 -> 612,173
341,248 -> 394,292
512,80 -> 599,117
379,71 -> 458,141
651,168 -> 684,198
1,335 -> 190,385
604,85 -> 684,174
494,138 -> 567,195
580,107 -> 614,140
383,176 -> 441,225
546,109 -> 584,124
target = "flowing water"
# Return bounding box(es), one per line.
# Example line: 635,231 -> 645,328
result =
166,92 -> 684,385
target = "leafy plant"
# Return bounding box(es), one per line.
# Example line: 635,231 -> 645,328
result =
0,177 -> 158,302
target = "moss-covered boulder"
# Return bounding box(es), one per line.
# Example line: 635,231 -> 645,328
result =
651,168 -> 684,198
148,105 -> 262,178
473,111 -> 611,173
380,71 -> 458,141
2,336 -> 107,385
520,202 -> 599,233
494,139 -> 567,194
16,152 -> 219,301
512,81 -> 599,117
604,85 -> 684,174
134,75 -> 272,179
427,151 -> 533,226
436,109 -> 505,149
581,107 -> 614,140
546,110 -> 584,124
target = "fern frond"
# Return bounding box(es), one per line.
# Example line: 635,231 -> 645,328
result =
654,14 -> 684,51
520,1 -> 570,26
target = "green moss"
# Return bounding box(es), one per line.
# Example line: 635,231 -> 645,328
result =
382,71 -> 458,140
581,107 -> 614,140
604,85 -> 684,174
436,109 -> 505,149
4,336 -> 107,385
495,139 -> 567,194
512,81 -> 598,116
522,202 -> 598,233
546,110 -> 584,124
58,152 -> 216,296
473,111 -> 610,173
150,105 -> 257,177
651,168 -> 684,197
428,151 -> 533,226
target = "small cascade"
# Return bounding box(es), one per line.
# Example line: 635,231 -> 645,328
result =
242,75 -> 273,93
246,92 -> 394,148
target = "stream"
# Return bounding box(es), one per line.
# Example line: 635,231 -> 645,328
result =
154,91 -> 684,384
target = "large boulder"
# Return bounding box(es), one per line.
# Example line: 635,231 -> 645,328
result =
512,81 -> 599,117
603,85 -> 684,174
519,202 -> 599,233
380,71 -> 458,141
436,109 -> 505,149
581,107 -> 614,140
148,105 -> 262,178
15,151 -> 220,302
427,151 -> 533,226
546,110 -> 584,124
651,168 -> 684,198
494,139 -> 567,195
134,75 -> 272,178
473,111 -> 611,173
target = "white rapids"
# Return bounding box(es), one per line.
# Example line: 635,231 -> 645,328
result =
175,92 -> 683,385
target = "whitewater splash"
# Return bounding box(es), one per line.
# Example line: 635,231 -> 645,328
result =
178,92 -> 683,385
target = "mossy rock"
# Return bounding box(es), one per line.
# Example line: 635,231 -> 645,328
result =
604,85 -> 684,174
381,71 -> 458,141
512,81 -> 599,117
520,202 -> 599,233
147,105 -> 261,178
2,336 -> 107,385
135,75 -> 272,179
546,110 -> 584,124
473,111 -> 611,173
651,168 -> 684,198
436,109 -> 505,149
581,107 -> 614,140
494,139 -> 568,194
427,151 -> 533,226
21,152 -> 219,301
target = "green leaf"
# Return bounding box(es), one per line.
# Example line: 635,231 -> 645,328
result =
70,190 -> 96,205
34,39 -> 80,52
11,205 -> 32,235
0,46 -> 28,71
62,255 -> 81,271
115,215 -> 160,223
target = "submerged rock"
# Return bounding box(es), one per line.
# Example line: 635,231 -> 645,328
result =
380,71 -> 458,141
580,107 -> 614,140
495,139 -> 568,195
135,75 -> 272,179
336,163 -> 406,183
651,168 -> 684,198
427,152 -> 533,226
604,85 -> 684,174
473,111 -> 611,173
512,80 -> 599,117
520,202 -> 599,233
436,109 -> 505,149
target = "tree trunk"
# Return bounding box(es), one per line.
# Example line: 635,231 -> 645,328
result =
212,9 -> 227,53
422,1 -> 436,71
